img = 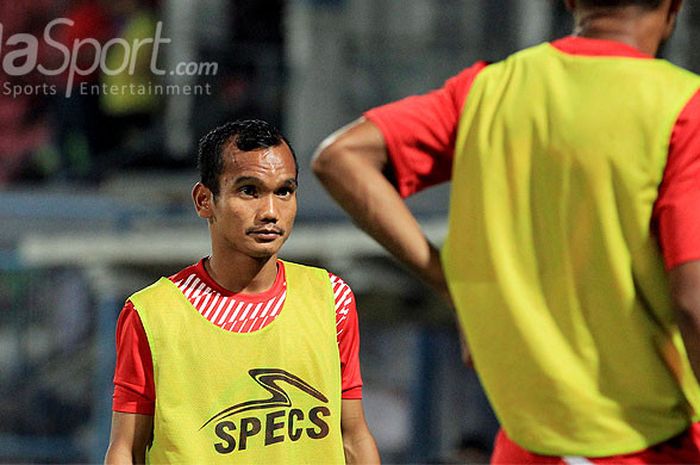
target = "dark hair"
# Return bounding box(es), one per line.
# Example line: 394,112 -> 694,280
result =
197,119 -> 298,197
578,0 -> 662,8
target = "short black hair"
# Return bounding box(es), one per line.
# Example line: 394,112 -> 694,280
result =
578,0 -> 662,8
197,119 -> 298,197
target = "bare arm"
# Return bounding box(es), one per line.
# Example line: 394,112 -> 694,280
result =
104,412 -> 153,465
669,260 -> 700,383
341,399 -> 380,464
312,118 -> 449,301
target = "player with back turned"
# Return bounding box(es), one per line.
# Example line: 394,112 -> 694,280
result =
104,119 -> 380,464
313,0 -> 700,463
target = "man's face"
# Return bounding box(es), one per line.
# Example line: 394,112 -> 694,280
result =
199,142 -> 298,260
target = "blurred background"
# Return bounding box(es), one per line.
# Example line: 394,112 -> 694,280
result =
0,0 -> 698,463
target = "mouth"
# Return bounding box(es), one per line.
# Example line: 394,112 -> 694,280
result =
247,228 -> 284,242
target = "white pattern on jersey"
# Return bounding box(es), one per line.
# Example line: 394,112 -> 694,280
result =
173,272 -> 352,335
563,457 -> 594,465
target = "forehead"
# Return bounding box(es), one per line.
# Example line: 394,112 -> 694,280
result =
221,142 -> 296,179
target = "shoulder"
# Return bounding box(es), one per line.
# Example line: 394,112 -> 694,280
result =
657,59 -> 700,82
168,261 -> 202,285
475,42 -> 554,78
116,300 -> 147,341
129,277 -> 173,301
677,89 -> 700,120
443,61 -> 491,107
279,260 -> 329,278
281,262 -> 356,300
327,272 -> 352,291
279,260 -> 341,297
444,61 -> 491,87
129,261 -> 202,302
327,272 -> 356,307
129,274 -> 189,316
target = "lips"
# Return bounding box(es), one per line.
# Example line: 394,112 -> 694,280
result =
247,227 -> 284,241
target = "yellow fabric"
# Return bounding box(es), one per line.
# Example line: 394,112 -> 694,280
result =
443,43 -> 700,456
101,10 -> 160,115
130,261 -> 345,464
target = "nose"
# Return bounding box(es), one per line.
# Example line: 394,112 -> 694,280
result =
257,194 -> 278,223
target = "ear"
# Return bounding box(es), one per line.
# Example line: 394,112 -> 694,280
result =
670,0 -> 683,15
663,0 -> 683,40
192,182 -> 215,219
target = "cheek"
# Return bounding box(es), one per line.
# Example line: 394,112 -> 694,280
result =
284,200 -> 298,223
214,202 -> 252,227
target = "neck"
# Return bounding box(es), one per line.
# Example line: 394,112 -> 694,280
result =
573,6 -> 667,56
205,250 -> 278,294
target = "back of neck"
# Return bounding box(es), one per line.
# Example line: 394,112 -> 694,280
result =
574,6 -> 665,56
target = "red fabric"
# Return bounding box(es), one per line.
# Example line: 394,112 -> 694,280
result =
55,1 -> 114,86
366,36 -> 700,270
113,261 -> 363,415
169,260 -> 288,332
654,89 -> 700,269
364,61 -> 488,198
550,36 -> 652,58
113,301 -> 156,414
492,424 -> 700,464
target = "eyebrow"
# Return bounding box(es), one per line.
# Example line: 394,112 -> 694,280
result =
231,176 -> 298,188
232,176 -> 262,185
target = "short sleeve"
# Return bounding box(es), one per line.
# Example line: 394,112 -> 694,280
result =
364,61 -> 489,197
112,301 -> 156,415
330,273 -> 363,399
653,89 -> 700,269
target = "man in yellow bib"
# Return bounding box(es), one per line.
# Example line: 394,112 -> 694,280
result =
313,0 -> 700,463
104,119 -> 380,464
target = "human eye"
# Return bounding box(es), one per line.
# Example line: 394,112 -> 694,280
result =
276,185 -> 296,198
238,185 -> 258,197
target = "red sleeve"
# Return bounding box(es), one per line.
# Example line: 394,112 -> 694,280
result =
364,61 -> 489,197
653,89 -> 700,269
112,301 -> 155,415
330,273 -> 363,399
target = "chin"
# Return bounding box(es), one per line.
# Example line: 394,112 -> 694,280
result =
248,246 -> 281,260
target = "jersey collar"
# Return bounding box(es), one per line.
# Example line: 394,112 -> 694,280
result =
194,257 -> 286,300
551,36 -> 653,59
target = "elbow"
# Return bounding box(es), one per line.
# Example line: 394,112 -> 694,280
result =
312,118 -> 387,187
311,136 -> 344,183
104,443 -> 133,465
310,142 -> 329,180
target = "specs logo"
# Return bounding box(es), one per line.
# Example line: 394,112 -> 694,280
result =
202,368 -> 333,454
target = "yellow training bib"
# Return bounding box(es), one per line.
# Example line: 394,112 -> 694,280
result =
443,42 -> 700,456
130,261 -> 345,464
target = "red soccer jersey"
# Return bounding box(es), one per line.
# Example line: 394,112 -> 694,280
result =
113,260 -> 363,415
365,36 -> 700,269
492,425 -> 700,464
